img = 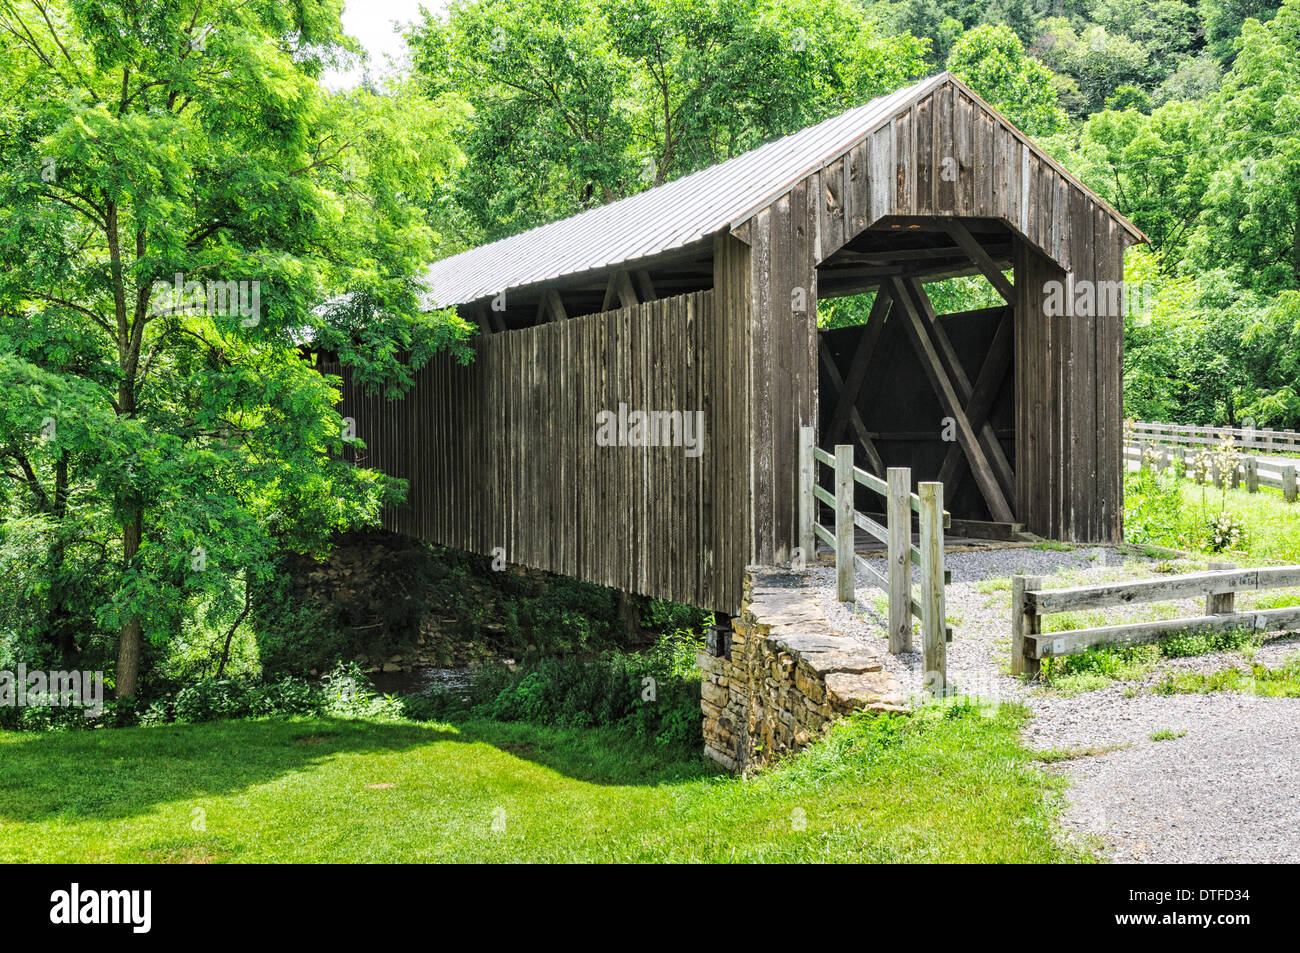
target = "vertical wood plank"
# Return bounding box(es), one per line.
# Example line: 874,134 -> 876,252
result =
835,444 -> 854,602
919,481 -> 946,695
887,467 -> 912,654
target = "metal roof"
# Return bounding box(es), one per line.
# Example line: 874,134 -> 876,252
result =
421,72 -> 1141,308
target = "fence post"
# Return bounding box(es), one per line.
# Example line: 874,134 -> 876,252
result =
835,444 -> 854,603
887,467 -> 912,654
1207,561 -> 1237,616
919,482 -> 946,694
1283,465 -> 1298,504
798,427 -> 815,565
1244,456 -> 1259,493
1011,574 -> 1042,678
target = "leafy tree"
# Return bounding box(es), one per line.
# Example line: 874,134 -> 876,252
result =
1185,0 -> 1300,292
0,0 -> 472,697
1124,251 -> 1300,428
1068,99 -> 1209,255
946,24 -> 1068,134
1201,0 -> 1283,62
409,0 -> 929,243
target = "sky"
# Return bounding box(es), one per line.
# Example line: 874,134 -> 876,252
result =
323,0 -> 447,90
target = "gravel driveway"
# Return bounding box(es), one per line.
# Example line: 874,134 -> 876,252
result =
797,545 -> 1300,863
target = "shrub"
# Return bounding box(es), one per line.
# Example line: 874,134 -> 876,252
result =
410,630 -> 705,749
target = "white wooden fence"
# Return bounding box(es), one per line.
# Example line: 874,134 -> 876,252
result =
1131,420 -> 1300,456
797,427 -> 950,691
1126,443 -> 1299,503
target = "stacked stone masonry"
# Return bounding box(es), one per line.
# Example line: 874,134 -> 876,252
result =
700,568 -> 908,772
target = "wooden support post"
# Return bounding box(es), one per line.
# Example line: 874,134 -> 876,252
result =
936,307 -> 1013,494
601,270 -> 638,311
798,427 -> 816,565
887,467 -> 912,654
1230,457 -> 1242,489
835,444 -> 855,602
1244,457 -> 1259,493
536,287 -> 568,324
1207,561 -> 1236,615
919,481 -> 946,694
1011,574 -> 1042,678
1283,465 -> 1298,504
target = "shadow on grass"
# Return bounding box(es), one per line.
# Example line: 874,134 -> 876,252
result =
439,715 -> 721,786
0,714 -> 722,825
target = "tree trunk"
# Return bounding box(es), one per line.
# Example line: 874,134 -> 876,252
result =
616,589 -> 641,641
48,452 -> 78,668
115,505 -> 144,699
216,574 -> 253,679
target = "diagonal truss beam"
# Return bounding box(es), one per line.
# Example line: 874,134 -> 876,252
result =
889,275 -> 1015,523
824,286 -> 892,449
817,337 -> 886,475
902,277 -> 1017,509
942,219 -> 1015,303
937,306 -> 1014,496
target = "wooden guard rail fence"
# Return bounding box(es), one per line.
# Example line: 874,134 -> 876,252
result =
1125,443 -> 1299,503
1011,561 -> 1300,677
1131,420 -> 1300,456
797,426 -> 951,691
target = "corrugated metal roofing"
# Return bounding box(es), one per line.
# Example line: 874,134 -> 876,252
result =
420,72 -> 1140,308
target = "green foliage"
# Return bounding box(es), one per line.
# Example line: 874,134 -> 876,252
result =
1123,467 -> 1188,546
1154,653 -> 1300,696
946,25 -> 1067,134
139,662 -> 405,726
1040,625 -> 1261,690
1118,250 -> 1300,430
1149,728 -> 1187,740
410,630 -> 705,748
1124,467 -> 1300,561
0,0 -> 473,697
408,0 -> 929,242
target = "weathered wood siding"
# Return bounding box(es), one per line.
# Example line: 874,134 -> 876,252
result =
728,76 -> 1132,544
729,191 -> 820,569
326,289 -> 750,613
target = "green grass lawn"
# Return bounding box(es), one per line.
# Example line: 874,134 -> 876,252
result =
0,705 -> 1086,863
1126,472 -> 1300,563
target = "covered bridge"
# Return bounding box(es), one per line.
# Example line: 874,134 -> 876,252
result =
326,71 -> 1146,616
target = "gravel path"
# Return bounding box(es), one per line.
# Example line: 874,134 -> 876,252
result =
797,545 -> 1300,863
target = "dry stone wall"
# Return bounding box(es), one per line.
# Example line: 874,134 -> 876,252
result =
699,568 -> 908,772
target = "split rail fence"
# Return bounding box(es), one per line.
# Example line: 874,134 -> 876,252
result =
797,426 -> 951,691
1011,560 -> 1300,676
